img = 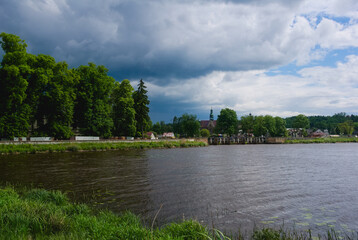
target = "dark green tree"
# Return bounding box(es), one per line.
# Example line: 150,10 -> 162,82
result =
0,32 -> 31,138
74,63 -> 114,138
133,79 -> 150,137
253,116 -> 267,136
240,114 -> 254,134
215,108 -> 239,135
293,114 -> 310,129
200,128 -> 210,137
180,113 -> 200,137
263,115 -> 276,137
111,80 -> 136,137
274,116 -> 287,137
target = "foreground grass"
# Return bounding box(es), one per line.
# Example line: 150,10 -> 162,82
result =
1,186 -> 356,240
0,185 -> 211,239
0,140 -> 207,154
285,137 -> 358,144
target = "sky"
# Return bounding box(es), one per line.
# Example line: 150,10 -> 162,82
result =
1,0 -> 358,123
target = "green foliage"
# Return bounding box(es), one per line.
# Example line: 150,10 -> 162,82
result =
133,79 -> 150,137
74,63 -> 114,138
111,80 -> 136,136
292,114 -> 310,129
338,120 -> 354,136
0,32 -> 31,139
152,121 -> 173,135
0,186 -> 214,239
0,140 -> 207,154
253,116 -> 267,136
215,108 -> 239,135
200,128 -> 211,137
172,114 -> 200,137
240,114 -> 255,134
274,116 -> 287,137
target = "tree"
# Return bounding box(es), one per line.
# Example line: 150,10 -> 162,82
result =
293,114 -> 310,129
253,116 -> 267,136
111,80 -> 136,137
200,129 -> 210,137
338,120 -> 354,136
0,32 -> 31,139
274,116 -> 287,137
180,114 -> 200,137
133,79 -> 150,137
215,108 -> 239,135
263,115 -> 276,137
240,114 -> 254,134
74,63 -> 114,138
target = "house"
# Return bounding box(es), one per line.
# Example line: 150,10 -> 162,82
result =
163,132 -> 175,138
311,129 -> 329,138
146,132 -> 156,140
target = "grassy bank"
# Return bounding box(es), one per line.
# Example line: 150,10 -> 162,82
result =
285,137 -> 358,144
0,186 -> 356,240
0,185 -> 212,239
0,140 -> 207,154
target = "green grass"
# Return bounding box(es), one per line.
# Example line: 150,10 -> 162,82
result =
1,186 -> 357,239
0,185 -> 212,239
284,138 -> 358,144
0,140 -> 207,154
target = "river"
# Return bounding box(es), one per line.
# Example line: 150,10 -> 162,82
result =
1,143 -> 357,234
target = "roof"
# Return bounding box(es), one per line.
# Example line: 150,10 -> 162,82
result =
200,120 -> 217,128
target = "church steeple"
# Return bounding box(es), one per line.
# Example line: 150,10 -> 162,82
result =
210,108 -> 214,121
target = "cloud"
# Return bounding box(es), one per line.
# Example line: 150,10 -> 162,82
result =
1,0 -> 358,82
147,55 -> 358,119
1,0 -> 358,121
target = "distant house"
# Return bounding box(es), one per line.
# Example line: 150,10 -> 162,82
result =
311,129 -> 328,138
200,108 -> 217,134
163,132 -> 175,138
146,132 -> 156,140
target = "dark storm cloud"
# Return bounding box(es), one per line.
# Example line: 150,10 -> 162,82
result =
0,0 -> 307,83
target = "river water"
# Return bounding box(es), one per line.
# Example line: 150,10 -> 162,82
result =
1,143 -> 357,234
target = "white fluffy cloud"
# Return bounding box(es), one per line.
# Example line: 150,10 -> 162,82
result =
147,55 -> 358,117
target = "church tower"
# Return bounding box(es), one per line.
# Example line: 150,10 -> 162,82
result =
210,108 -> 214,121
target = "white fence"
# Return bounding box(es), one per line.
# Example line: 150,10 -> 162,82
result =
74,136 -> 100,141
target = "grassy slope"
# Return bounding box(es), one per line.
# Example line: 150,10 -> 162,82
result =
0,141 -> 207,154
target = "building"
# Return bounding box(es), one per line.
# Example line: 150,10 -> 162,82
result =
200,108 -> 217,134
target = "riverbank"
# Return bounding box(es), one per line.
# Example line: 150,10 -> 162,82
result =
285,137 -> 358,144
0,140 -> 207,154
0,186 -> 354,240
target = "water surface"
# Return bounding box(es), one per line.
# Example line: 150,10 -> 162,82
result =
1,143 -> 357,233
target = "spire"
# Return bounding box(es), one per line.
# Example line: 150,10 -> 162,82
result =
210,108 -> 214,121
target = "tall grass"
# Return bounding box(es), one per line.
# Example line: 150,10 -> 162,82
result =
1,186 -> 356,239
0,140 -> 207,155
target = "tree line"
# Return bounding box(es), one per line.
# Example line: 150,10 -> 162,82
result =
152,110 -> 358,138
0,32 -> 150,139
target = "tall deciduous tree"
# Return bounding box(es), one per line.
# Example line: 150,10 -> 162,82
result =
74,63 -> 114,138
133,79 -> 150,137
180,113 -> 200,137
240,114 -> 254,134
253,116 -> 267,137
215,108 -> 239,135
274,116 -> 287,137
111,80 -> 136,137
293,114 -> 310,129
0,32 -> 31,138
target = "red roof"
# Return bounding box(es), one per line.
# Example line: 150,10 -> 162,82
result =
200,120 -> 217,128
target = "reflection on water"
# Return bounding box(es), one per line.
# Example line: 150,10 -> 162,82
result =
1,144 -> 358,233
